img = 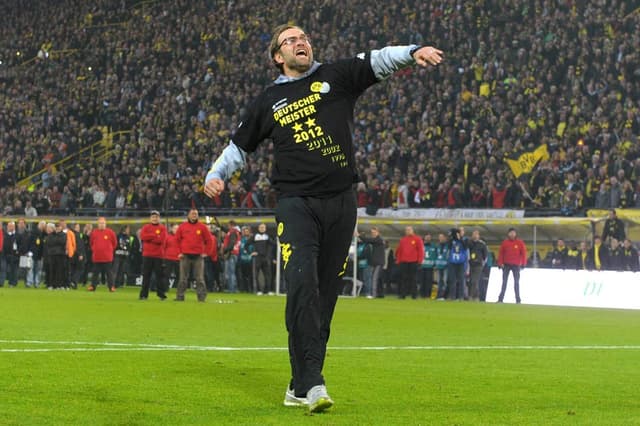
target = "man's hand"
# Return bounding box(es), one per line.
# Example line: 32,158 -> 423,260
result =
412,46 -> 444,67
204,178 -> 225,198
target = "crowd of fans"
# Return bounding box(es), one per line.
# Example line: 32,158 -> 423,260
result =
1,0 -> 639,216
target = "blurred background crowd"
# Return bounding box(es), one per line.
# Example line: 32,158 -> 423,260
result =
0,0 -> 639,216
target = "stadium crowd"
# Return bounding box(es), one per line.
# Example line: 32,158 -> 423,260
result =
0,0 -> 639,216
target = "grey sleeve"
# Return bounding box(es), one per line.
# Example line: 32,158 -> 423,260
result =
370,45 -> 419,80
205,141 -> 247,183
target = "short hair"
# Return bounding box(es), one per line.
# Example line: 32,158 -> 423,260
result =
268,24 -> 301,72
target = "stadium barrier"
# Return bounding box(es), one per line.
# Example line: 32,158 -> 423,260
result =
486,267 -> 640,310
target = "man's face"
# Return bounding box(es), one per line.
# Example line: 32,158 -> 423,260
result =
472,230 -> 480,241
557,240 -> 565,249
188,210 -> 198,222
508,230 -> 516,239
7,222 -> 15,232
371,228 -> 379,238
623,240 -> 631,249
424,234 -> 431,243
17,220 -> 26,231
97,218 -> 106,229
150,214 -> 160,224
258,223 -> 266,233
274,27 -> 313,76
405,226 -> 414,236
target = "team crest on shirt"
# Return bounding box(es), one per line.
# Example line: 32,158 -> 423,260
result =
104,235 -> 108,239
196,230 -> 201,235
357,52 -> 365,60
156,229 -> 160,234
310,81 -> 331,94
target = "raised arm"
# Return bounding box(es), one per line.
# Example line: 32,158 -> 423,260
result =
370,45 -> 443,80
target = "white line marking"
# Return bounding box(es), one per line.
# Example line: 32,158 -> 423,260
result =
1,339 -> 640,353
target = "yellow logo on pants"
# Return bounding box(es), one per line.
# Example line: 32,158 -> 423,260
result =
338,255 -> 348,277
281,243 -> 292,270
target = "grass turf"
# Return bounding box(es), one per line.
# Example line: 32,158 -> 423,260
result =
1,285 -> 639,425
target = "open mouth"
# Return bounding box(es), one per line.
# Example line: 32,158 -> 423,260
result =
295,49 -> 308,57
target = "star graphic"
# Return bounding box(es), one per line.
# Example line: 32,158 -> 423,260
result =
292,122 -> 303,132
305,117 -> 316,128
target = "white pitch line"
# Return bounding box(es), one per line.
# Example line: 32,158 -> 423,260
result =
1,339 -> 640,353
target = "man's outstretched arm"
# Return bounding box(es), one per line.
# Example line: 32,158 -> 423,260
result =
204,141 -> 247,198
371,45 -> 443,80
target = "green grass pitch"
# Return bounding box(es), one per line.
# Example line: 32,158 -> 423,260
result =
1,286 -> 639,425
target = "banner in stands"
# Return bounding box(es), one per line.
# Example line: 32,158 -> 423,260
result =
486,267 -> 640,310
357,208 -> 525,220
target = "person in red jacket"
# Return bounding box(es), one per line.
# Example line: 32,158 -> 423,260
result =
88,217 -> 117,292
174,209 -> 212,302
497,227 -> 527,303
395,226 -> 425,299
163,224 -> 180,290
139,210 -> 168,300
204,225 -> 221,292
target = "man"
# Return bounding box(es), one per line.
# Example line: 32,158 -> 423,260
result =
238,226 -> 254,293
467,230 -> 488,301
587,236 -> 608,271
395,226 -> 424,299
358,227 -> 385,298
497,228 -> 527,303
163,224 -> 180,290
175,209 -> 212,302
30,221 -> 47,288
2,222 -> 19,287
139,210 -> 168,300
113,226 -> 133,288
203,23 -> 442,412
419,233 -> 437,299
88,217 -> 117,292
601,209 -> 625,243
70,223 -> 87,287
621,239 -> 639,272
222,220 -> 241,293
576,241 -> 591,270
79,223 -> 93,286
205,225 -> 221,292
549,239 -> 569,269
434,233 -> 449,300
16,219 -> 35,287
607,238 -> 625,271
60,220 -> 76,288
446,228 -> 468,301
252,223 -> 275,295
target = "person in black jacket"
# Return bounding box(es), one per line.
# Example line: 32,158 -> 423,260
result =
203,23 -> 443,411
30,221 -> 47,288
70,223 -> 86,288
549,239 -> 569,269
252,223 -> 275,294
607,238 -> 625,271
467,230 -> 488,301
43,223 -> 68,290
358,227 -> 385,298
601,209 -> 625,243
2,221 -> 19,287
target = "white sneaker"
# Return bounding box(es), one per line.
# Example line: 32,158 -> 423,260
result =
283,386 -> 308,407
307,384 -> 333,413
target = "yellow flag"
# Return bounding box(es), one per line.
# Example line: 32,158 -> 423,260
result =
505,144 -> 550,178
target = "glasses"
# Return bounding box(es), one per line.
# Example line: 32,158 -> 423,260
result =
278,34 -> 311,50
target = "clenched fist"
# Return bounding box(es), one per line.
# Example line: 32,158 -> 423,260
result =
204,178 -> 225,198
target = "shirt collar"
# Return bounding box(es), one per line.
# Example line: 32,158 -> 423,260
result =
274,62 -> 321,85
